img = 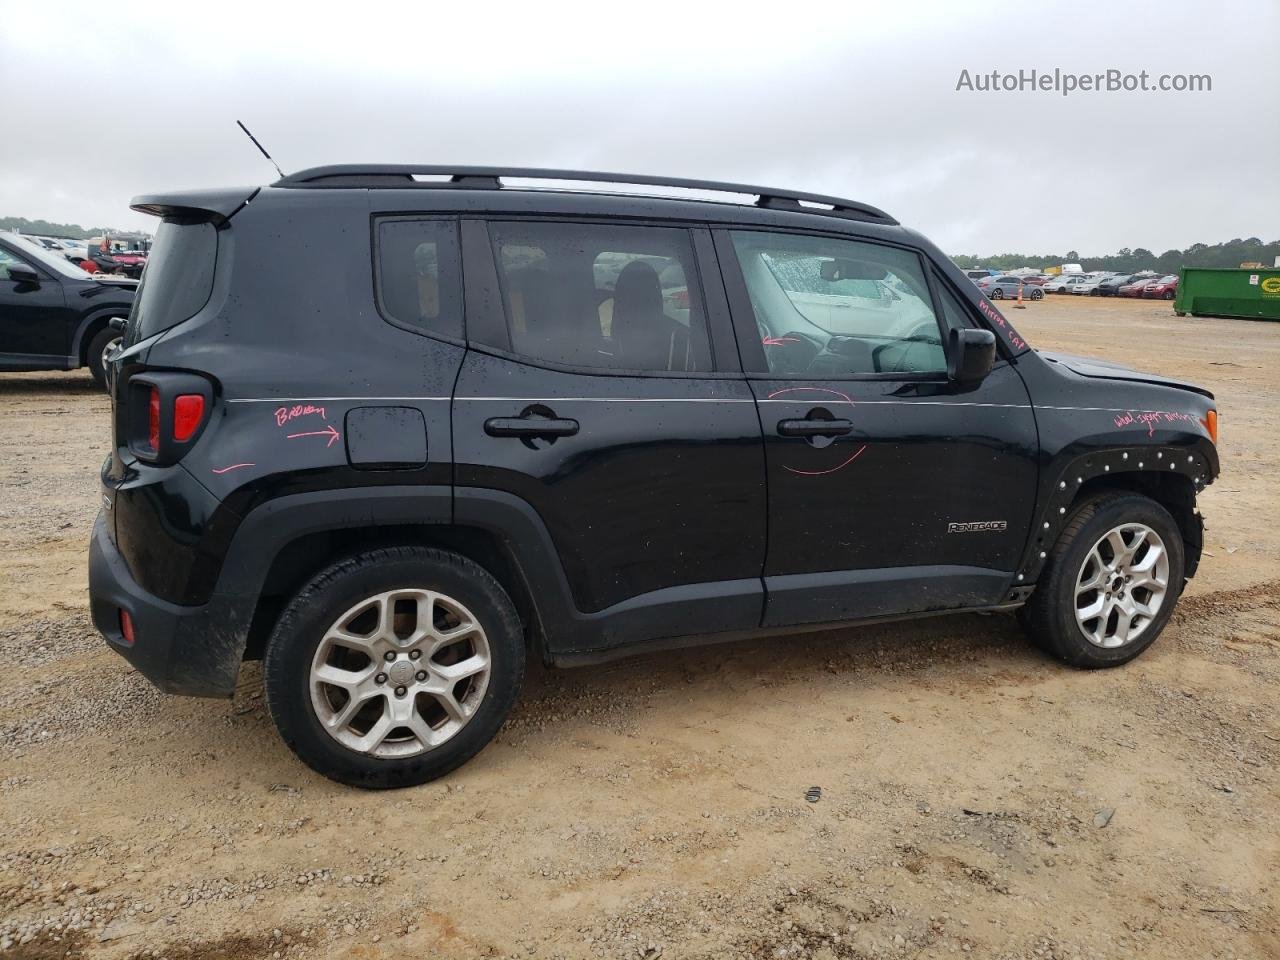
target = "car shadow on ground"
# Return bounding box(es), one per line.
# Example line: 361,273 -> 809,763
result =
516,608 -> 1042,706
0,372 -> 101,396
187,609 -> 1055,788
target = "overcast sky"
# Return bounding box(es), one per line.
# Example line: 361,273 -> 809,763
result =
2,0 -> 1276,255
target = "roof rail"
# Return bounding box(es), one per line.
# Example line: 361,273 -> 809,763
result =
273,165 -> 897,225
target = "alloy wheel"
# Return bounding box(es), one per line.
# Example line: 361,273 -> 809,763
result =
1074,523 -> 1169,648
101,335 -> 122,371
309,589 -> 491,758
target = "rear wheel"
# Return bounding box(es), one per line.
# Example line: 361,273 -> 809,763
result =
86,326 -> 122,389
264,546 -> 524,787
1163,290 -> 1175,300
1021,493 -> 1184,668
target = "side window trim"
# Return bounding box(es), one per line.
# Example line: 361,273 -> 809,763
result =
689,227 -> 742,374
474,217 -> 725,378
370,214 -> 465,345
460,218 -> 509,351
715,227 -> 952,381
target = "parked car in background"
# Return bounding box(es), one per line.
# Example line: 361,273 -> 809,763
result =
0,232 -> 137,386
1020,275 -> 1051,286
1071,274 -> 1118,296
964,268 -> 997,282
1097,274 -> 1146,296
1118,278 -> 1153,297
1044,275 -> 1090,294
86,237 -> 150,279
976,275 -> 1045,300
1141,275 -> 1179,300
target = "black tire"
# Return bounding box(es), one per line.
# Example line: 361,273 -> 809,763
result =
86,326 -> 121,389
991,288 -> 1003,300
1030,288 -> 1044,301
1021,493 -> 1185,668
1163,290 -> 1175,300
264,546 -> 525,788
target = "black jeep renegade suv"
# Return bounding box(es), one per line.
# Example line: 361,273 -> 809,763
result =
89,166 -> 1219,787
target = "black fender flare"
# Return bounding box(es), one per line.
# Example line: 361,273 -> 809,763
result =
1014,437 -> 1218,594
206,485 -> 581,685
70,306 -> 131,365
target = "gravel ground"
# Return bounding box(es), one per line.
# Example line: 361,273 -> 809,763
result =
0,296 -> 1277,959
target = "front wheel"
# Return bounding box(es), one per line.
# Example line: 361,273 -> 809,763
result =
86,326 -> 122,389
991,288 -> 1003,300
264,546 -> 525,788
1030,288 -> 1044,301
1163,290 -> 1175,300
1021,493 -> 1185,668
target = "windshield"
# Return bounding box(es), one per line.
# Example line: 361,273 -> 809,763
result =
1,233 -> 94,280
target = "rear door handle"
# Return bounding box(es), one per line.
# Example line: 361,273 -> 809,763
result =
484,416 -> 579,438
777,418 -> 853,438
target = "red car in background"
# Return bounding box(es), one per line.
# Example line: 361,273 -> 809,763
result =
1140,275 -> 1179,300
1118,278 -> 1153,297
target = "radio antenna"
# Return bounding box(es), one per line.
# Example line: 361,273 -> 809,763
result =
236,120 -> 284,179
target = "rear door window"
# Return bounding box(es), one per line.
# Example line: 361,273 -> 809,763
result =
126,220 -> 217,345
489,221 -> 712,373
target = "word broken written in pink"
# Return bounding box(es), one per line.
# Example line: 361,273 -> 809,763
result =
275,404 -> 327,427
1113,410 -> 1197,436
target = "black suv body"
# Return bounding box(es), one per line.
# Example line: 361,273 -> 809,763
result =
0,232 -> 136,386
89,167 -> 1219,786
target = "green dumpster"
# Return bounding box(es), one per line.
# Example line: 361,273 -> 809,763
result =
1175,267 -> 1280,321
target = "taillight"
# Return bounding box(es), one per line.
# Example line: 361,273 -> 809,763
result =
147,386 -> 161,452
173,394 -> 205,442
128,373 -> 213,462
119,610 -> 136,646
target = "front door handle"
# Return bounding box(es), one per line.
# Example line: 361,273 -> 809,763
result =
484,415 -> 579,438
777,418 -> 853,438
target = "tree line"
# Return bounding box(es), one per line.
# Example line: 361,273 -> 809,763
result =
0,216 -> 123,239
951,237 -> 1279,275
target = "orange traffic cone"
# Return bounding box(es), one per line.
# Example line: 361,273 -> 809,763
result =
1014,281 -> 1027,309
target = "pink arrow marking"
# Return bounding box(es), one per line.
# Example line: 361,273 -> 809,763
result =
783,444 -> 868,477
286,424 -> 341,448
762,335 -> 801,346
211,463 -> 255,475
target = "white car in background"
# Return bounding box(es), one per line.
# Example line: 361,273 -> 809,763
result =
1071,273 -> 1117,296
1044,274 -> 1089,294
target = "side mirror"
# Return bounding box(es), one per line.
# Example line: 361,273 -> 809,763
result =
7,264 -> 40,284
948,327 -> 996,384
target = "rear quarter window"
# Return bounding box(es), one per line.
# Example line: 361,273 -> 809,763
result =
374,218 -> 464,340
126,220 -> 217,345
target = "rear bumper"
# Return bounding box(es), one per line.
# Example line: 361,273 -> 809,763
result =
89,512 -> 253,698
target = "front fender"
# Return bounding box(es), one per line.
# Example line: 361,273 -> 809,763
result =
1015,430 -> 1217,591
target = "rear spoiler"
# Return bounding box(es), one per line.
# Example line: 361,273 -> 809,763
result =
130,187 -> 260,226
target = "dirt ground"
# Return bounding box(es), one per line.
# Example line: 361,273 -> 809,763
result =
1,295 -> 1277,960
